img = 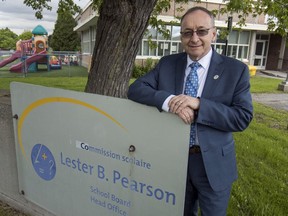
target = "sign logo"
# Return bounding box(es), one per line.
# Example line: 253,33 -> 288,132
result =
31,144 -> 56,181
17,97 -> 127,160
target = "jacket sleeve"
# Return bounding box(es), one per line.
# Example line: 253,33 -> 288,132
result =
196,64 -> 253,132
128,59 -> 174,111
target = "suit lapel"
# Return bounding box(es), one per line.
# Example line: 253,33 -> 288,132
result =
201,51 -> 224,98
175,54 -> 187,94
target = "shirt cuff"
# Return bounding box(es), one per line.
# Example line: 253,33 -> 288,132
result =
161,95 -> 175,112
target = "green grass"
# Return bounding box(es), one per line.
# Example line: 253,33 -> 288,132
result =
0,65 -> 88,91
0,69 -> 287,216
229,103 -> 288,216
0,77 -> 88,92
250,76 -> 285,93
0,67 -> 286,94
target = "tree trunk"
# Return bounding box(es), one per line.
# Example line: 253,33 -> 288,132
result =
85,0 -> 157,98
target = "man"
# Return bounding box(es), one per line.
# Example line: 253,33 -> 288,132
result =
128,6 -> 253,216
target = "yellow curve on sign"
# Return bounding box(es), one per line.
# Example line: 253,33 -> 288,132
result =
17,97 -> 127,160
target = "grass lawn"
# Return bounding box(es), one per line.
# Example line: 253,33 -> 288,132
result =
0,68 -> 287,216
0,65 -> 88,92
230,103 -> 288,216
0,65 -> 285,93
249,75 -> 286,93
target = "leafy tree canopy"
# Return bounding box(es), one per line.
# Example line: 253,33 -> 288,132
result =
49,4 -> 80,51
23,0 -> 288,37
18,31 -> 33,40
221,0 -> 288,36
0,28 -> 18,50
23,0 -> 81,18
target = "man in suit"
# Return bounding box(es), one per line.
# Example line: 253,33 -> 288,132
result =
128,6 -> 253,216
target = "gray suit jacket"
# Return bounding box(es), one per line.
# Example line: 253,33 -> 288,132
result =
128,50 -> 253,191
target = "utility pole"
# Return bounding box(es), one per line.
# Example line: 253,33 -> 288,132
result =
224,16 -> 233,56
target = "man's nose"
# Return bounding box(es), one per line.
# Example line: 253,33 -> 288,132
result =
189,32 -> 199,42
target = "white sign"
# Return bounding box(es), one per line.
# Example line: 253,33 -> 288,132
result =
11,82 -> 189,216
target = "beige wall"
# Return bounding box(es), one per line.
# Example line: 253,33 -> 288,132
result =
159,0 -> 266,25
75,0 -> 276,70
76,0 -> 267,29
75,4 -> 95,25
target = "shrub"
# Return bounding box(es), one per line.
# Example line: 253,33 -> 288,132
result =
132,65 -> 146,78
132,58 -> 159,79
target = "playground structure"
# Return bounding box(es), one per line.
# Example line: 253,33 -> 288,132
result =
49,55 -> 62,70
0,25 -> 62,73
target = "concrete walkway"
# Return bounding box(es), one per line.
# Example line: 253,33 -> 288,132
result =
259,70 -> 287,80
252,93 -> 288,111
252,70 -> 288,111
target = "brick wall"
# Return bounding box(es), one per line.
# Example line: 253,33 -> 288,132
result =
266,34 -> 282,70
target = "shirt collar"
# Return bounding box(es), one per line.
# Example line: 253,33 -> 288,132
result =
186,48 -> 213,70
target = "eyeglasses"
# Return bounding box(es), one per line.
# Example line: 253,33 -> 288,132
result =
180,27 -> 214,38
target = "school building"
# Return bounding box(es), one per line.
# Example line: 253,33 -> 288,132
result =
74,0 -> 288,71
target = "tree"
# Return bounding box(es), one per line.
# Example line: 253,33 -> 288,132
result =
50,7 -> 80,51
23,0 -> 82,18
23,0 -> 186,98
221,0 -> 288,36
85,0 -> 158,97
24,0 -> 288,98
18,31 -> 33,40
0,28 -> 18,50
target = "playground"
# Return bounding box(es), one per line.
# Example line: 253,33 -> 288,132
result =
0,25 -> 80,76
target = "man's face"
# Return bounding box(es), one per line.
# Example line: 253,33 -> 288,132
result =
181,10 -> 216,61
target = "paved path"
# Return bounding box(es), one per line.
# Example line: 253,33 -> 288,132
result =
253,70 -> 288,111
252,93 -> 288,111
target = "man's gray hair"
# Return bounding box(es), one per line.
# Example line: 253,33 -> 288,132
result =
181,6 -> 215,26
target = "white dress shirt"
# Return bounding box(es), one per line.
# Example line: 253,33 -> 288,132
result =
162,48 -> 213,112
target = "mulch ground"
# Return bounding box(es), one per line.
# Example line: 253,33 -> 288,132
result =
0,200 -> 29,216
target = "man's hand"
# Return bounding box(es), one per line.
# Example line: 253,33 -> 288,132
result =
168,94 -> 200,124
168,94 -> 200,114
176,106 -> 195,124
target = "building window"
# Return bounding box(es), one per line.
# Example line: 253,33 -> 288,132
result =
137,26 -> 251,61
213,29 -> 250,60
172,26 -> 181,41
82,30 -> 90,54
239,31 -> 250,44
91,26 -> 97,53
138,25 -> 182,58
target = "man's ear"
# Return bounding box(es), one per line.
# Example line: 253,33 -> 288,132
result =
212,28 -> 217,42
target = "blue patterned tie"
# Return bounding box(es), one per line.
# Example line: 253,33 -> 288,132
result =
184,62 -> 200,146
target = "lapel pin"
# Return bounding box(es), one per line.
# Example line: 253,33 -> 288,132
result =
214,75 -> 219,80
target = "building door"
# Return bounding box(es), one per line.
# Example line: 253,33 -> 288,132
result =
253,35 -> 269,69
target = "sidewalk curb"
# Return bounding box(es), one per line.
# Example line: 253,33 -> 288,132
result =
260,70 -> 287,79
